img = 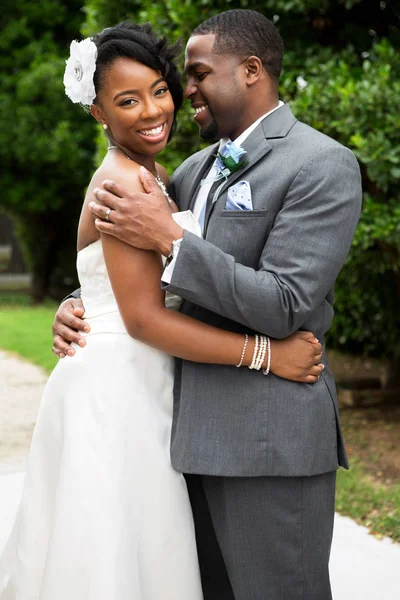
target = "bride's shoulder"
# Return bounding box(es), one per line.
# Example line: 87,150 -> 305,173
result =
93,153 -> 142,189
78,155 -> 143,249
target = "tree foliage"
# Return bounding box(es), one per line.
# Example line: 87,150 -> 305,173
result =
0,0 -> 97,301
282,38 -> 400,356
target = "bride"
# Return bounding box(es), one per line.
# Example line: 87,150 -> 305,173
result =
0,22 -> 324,599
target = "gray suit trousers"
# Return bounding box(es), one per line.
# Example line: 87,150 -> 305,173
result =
187,472 -> 336,600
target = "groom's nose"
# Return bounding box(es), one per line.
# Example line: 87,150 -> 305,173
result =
184,76 -> 197,100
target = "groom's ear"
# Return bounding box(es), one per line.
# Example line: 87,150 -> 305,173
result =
244,56 -> 263,86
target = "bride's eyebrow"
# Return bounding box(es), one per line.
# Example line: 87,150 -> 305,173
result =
113,78 -> 166,101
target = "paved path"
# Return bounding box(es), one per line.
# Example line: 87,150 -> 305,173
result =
0,350 -> 46,472
1,350 -> 400,598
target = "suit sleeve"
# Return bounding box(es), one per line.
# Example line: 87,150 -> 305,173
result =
62,288 -> 81,303
167,160 -> 189,209
165,145 -> 362,338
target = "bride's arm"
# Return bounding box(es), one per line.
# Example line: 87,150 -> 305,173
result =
101,230 -> 322,381
102,231 -> 248,364
52,262 -> 323,380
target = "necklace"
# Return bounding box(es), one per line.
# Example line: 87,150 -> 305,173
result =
107,145 -> 172,204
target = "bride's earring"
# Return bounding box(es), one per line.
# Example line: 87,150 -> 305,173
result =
103,124 -> 108,130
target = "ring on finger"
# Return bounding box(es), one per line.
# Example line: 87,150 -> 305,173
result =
105,207 -> 112,222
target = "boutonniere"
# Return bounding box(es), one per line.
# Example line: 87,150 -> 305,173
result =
214,141 -> 248,176
200,141 -> 249,205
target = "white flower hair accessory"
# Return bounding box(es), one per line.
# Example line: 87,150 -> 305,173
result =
64,38 -> 98,106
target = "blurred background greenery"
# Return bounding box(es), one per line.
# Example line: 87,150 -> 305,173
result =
1,0 -> 399,358
0,0 -> 399,538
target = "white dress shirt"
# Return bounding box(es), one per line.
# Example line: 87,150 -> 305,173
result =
162,101 -> 284,284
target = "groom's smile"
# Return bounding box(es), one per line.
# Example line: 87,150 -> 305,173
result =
191,102 -> 211,128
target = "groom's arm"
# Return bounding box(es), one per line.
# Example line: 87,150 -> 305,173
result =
165,145 -> 362,339
87,145 -> 361,339
62,288 -> 81,302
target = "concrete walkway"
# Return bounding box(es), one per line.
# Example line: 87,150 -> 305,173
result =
0,350 -> 46,472
1,350 -> 400,598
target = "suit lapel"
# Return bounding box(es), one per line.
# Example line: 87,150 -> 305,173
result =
184,143 -> 219,212
203,128 -> 271,233
204,105 -> 297,234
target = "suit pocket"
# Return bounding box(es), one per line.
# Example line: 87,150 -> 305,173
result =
220,209 -> 268,218
207,209 -> 271,267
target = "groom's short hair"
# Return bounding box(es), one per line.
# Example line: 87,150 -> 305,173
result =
192,9 -> 284,81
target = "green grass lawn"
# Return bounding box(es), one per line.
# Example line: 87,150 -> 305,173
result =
0,294 -> 399,541
337,463 -> 400,542
337,405 -> 400,542
0,294 -> 58,372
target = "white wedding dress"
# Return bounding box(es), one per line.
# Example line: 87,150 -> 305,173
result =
0,213 -> 203,599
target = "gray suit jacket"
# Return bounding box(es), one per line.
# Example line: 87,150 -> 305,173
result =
166,104 -> 362,477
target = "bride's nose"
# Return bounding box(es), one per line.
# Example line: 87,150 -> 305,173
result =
141,98 -> 163,119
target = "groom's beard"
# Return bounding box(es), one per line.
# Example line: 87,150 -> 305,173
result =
199,108 -> 219,141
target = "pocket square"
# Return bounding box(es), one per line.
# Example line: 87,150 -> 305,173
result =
225,180 -> 253,210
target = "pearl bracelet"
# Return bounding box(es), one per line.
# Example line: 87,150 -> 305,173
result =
243,334 -> 271,373
249,334 -> 259,369
256,335 -> 267,370
236,334 -> 249,368
249,334 -> 268,371
263,336 -> 271,375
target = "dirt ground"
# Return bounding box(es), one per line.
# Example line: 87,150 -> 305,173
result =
341,405 -> 400,484
327,349 -> 400,485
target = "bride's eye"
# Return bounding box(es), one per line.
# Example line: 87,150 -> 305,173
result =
120,98 -> 138,106
155,87 -> 169,96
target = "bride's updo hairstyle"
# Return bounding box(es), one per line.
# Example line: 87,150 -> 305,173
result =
93,22 -> 183,138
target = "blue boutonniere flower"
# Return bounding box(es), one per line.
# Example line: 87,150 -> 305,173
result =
215,141 -> 248,175
200,141 -> 249,207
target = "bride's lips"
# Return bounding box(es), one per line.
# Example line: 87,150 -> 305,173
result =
136,121 -> 168,144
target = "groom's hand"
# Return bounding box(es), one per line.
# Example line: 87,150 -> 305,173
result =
52,298 -> 89,358
89,167 -> 184,256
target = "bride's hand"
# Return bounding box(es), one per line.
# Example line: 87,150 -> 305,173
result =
52,298 -> 89,358
269,331 -> 324,383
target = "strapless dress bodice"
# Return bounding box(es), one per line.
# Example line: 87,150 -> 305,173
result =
77,211 -> 201,333
77,239 -> 118,318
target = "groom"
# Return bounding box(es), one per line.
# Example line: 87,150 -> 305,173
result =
53,10 -> 362,599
